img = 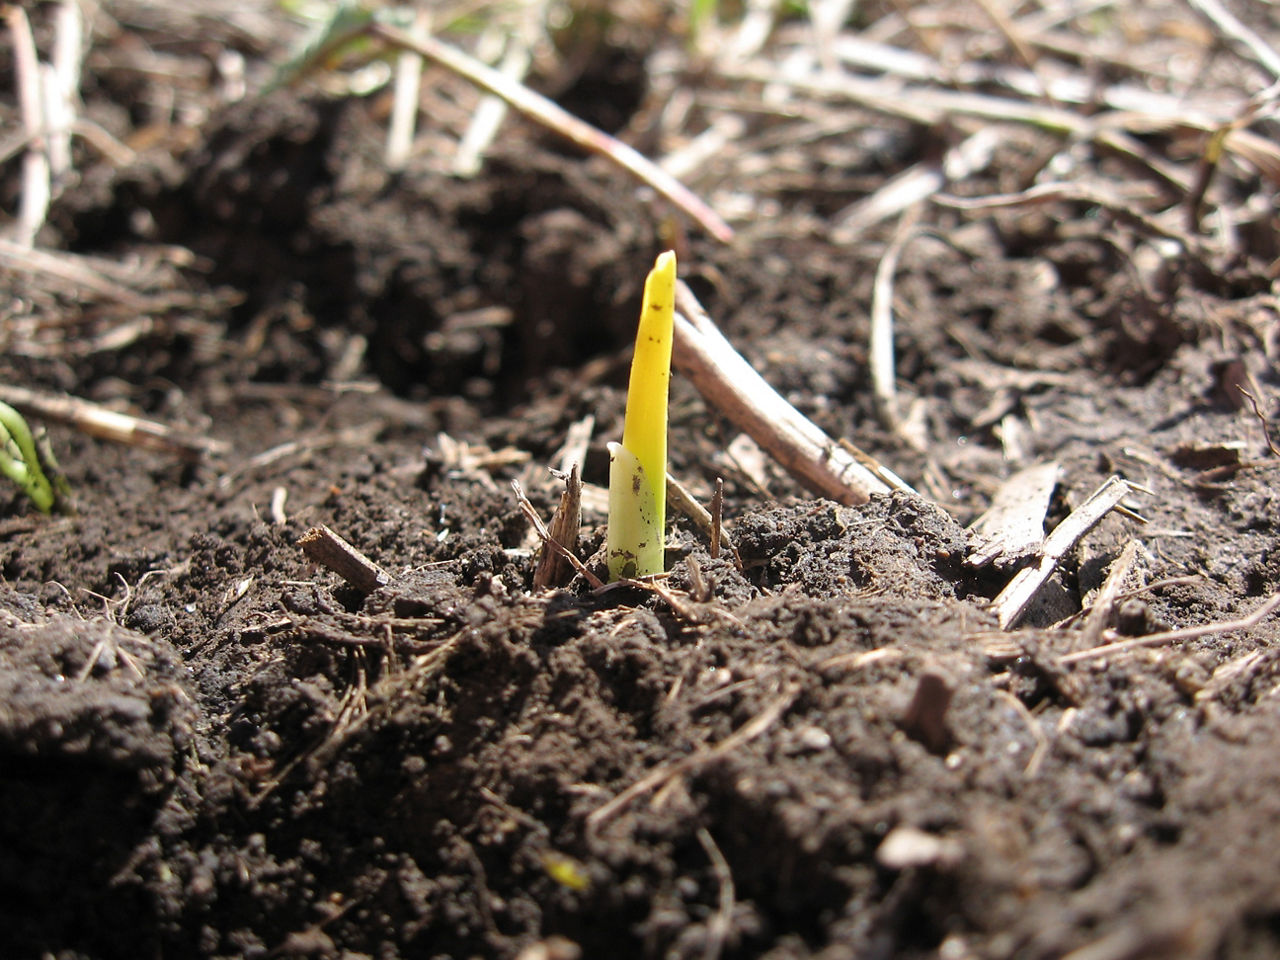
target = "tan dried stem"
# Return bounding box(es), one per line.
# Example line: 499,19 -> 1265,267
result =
0,383 -> 227,462
367,21 -> 734,243
1060,593 -> 1280,666
672,281 -> 906,506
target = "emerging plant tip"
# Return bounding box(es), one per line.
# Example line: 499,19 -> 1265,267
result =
0,401 -> 56,514
607,250 -> 677,581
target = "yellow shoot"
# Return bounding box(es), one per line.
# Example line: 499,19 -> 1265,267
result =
607,250 -> 677,580
622,251 -> 676,518
541,850 -> 591,892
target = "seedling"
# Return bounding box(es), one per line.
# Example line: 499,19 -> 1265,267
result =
607,251 -> 676,581
0,401 -> 58,513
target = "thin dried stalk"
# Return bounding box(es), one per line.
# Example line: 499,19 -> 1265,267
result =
1079,540 -> 1142,647
368,21 -> 734,243
48,0 -> 83,180
513,478 -> 602,590
385,9 -> 428,171
868,206 -> 923,430
697,826 -> 735,960
1187,0 -> 1280,80
298,525 -> 391,595
454,18 -> 536,177
8,5 -> 49,246
673,281 -> 903,505
832,128 -> 1000,241
0,238 -> 148,307
710,478 -> 724,561
967,0 -> 1045,88
0,384 -> 226,462
722,60 -> 1240,135
665,473 -> 737,562
587,685 -> 797,833
1061,593 -> 1280,665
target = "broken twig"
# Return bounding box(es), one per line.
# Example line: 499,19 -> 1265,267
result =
899,668 -> 954,753
298,525 -> 391,595
532,464 -> 584,591
513,478 -> 603,590
673,281 -> 904,505
666,472 -> 737,563
1060,593 -> 1280,665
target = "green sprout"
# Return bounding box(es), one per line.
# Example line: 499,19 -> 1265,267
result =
606,251 -> 677,581
0,401 -> 59,513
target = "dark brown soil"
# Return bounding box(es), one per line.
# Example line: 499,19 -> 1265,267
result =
3,4 -> 1280,959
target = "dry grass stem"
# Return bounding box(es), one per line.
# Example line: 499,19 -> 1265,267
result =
1060,593 -> 1280,666
868,206 -> 922,432
696,827 -> 735,960
385,9 -> 427,171
1187,0 -> 1280,79
8,5 -> 50,247
997,690 -> 1049,778
48,0 -> 84,180
725,58 -> 1248,135
0,237 -> 149,309
216,424 -> 381,491
832,128 -> 1000,242
673,281 -> 902,505
968,0 -> 1042,80
551,415 -> 595,480
587,685 -> 797,834
816,646 -> 906,674
453,15 -> 538,177
710,478 -> 724,562
1239,387 -> 1280,457
368,22 -> 734,242
1078,541 -> 1143,646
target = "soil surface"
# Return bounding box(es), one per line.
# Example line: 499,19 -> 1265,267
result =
3,3 -> 1280,959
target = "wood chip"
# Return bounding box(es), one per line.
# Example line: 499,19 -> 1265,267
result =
297,524 -> 391,595
967,462 -> 1061,569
